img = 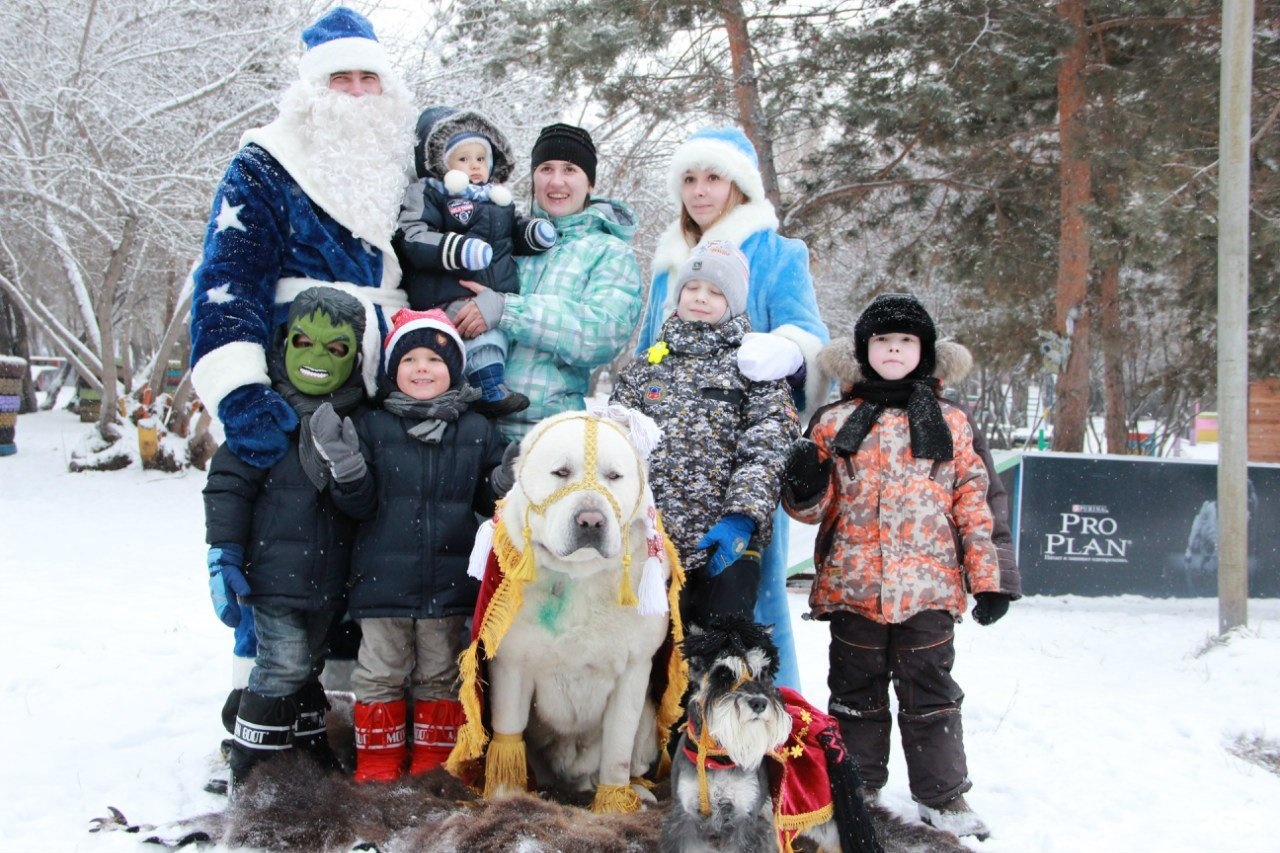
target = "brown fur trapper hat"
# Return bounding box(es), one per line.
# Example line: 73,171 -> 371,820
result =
819,336 -> 973,390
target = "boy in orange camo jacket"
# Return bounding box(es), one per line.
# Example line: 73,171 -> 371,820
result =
781,293 -> 1020,840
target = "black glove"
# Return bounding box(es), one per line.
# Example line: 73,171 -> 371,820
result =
490,441 -> 520,496
972,592 -> 1011,626
784,438 -> 832,501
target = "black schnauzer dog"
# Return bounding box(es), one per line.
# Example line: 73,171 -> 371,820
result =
661,617 -> 882,853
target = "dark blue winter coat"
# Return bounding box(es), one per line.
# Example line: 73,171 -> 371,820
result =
394,178 -> 548,309
203,421 -> 369,611
332,408 -> 506,619
190,141 -> 405,415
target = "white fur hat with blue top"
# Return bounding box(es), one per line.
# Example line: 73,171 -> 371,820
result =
666,127 -> 767,207
298,7 -> 393,85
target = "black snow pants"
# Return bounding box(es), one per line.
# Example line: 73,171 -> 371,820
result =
826,609 -> 972,807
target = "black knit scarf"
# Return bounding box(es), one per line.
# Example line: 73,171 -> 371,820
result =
832,378 -> 953,461
382,386 -> 481,444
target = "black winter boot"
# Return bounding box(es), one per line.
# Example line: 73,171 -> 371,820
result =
292,680 -> 343,773
228,689 -> 295,797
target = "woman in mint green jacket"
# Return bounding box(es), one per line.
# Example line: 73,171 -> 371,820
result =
453,123 -> 643,441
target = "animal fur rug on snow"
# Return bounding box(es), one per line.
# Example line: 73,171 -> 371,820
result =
93,698 -> 968,853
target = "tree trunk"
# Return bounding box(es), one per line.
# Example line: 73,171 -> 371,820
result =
1099,249 -> 1128,454
146,267 -> 194,399
718,0 -> 783,214
1051,0 -> 1093,452
95,216 -> 137,438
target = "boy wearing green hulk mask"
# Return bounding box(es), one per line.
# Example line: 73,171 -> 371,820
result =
202,286 -> 371,793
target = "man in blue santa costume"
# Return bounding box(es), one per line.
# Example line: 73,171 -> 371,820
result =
190,6 -> 416,469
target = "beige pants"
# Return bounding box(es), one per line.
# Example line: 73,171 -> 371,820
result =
352,615 -> 469,704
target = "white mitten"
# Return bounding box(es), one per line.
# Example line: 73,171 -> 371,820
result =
737,332 -> 804,381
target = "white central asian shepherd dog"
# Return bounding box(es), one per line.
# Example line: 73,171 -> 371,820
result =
447,406 -> 686,814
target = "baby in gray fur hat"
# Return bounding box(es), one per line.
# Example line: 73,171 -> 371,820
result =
394,107 -> 558,417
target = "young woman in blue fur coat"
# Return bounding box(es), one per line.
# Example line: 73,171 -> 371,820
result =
637,127 -> 830,691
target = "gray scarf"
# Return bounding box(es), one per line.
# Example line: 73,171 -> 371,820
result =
382,385 -> 482,443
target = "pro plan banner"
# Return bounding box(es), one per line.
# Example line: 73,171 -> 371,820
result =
1015,453 -> 1280,597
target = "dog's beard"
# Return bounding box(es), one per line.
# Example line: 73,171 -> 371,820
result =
704,690 -> 792,772
277,80 -> 415,244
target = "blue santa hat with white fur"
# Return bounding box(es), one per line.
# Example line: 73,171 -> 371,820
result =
666,126 -> 768,208
297,7 -> 394,86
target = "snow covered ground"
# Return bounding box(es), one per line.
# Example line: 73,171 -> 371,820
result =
2,408 -> 1279,852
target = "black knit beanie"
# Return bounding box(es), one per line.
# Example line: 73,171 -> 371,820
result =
853,293 -> 937,380
531,123 -> 597,186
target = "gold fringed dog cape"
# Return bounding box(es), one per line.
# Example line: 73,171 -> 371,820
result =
445,415 -> 688,811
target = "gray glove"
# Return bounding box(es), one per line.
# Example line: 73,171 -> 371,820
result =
490,441 -> 520,497
472,287 -> 506,329
310,402 -> 366,484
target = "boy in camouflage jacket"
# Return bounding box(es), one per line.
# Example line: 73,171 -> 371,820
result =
612,241 -> 798,629
781,293 -> 1020,840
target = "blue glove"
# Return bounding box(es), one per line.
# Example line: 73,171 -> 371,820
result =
218,384 -> 299,469
696,514 -> 756,577
207,543 -> 250,627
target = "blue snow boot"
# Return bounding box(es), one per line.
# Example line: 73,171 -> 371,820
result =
469,363 -> 529,417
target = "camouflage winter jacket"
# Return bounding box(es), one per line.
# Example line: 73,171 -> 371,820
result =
612,314 -> 799,573
785,340 -> 1007,624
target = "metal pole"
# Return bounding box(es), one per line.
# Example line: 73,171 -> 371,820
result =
1217,0 -> 1253,634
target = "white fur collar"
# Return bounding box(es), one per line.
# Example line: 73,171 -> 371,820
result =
241,120 -> 396,259
651,198 -> 780,274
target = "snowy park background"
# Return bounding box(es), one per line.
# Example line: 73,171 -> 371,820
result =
3,406 -> 1280,852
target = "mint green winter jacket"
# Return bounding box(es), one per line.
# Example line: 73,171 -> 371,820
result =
499,197 -> 643,440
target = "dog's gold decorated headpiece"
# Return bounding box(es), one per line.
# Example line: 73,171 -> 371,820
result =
508,413 -> 663,612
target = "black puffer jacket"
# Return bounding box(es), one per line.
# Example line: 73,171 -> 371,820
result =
203,426 -> 368,611
333,407 -> 506,619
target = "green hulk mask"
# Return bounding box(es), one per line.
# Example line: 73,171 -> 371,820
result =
285,310 -> 358,395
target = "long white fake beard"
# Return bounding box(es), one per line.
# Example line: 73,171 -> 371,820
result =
278,80 -> 416,244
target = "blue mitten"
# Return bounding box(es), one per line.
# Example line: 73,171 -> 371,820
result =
208,543 -> 250,627
218,384 -> 299,469
528,218 -> 557,250
696,513 -> 756,577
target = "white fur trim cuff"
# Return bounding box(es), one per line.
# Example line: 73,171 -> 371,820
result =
298,37 -> 392,85
191,341 -> 271,417
667,137 -> 768,206
231,654 -> 254,690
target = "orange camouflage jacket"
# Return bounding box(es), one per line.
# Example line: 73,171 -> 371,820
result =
785,399 -> 1001,624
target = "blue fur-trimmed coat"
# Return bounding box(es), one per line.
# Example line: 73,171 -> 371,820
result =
637,199 -> 830,425
190,134 -> 405,417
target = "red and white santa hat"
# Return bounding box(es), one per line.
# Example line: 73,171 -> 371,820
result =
382,308 -> 466,385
